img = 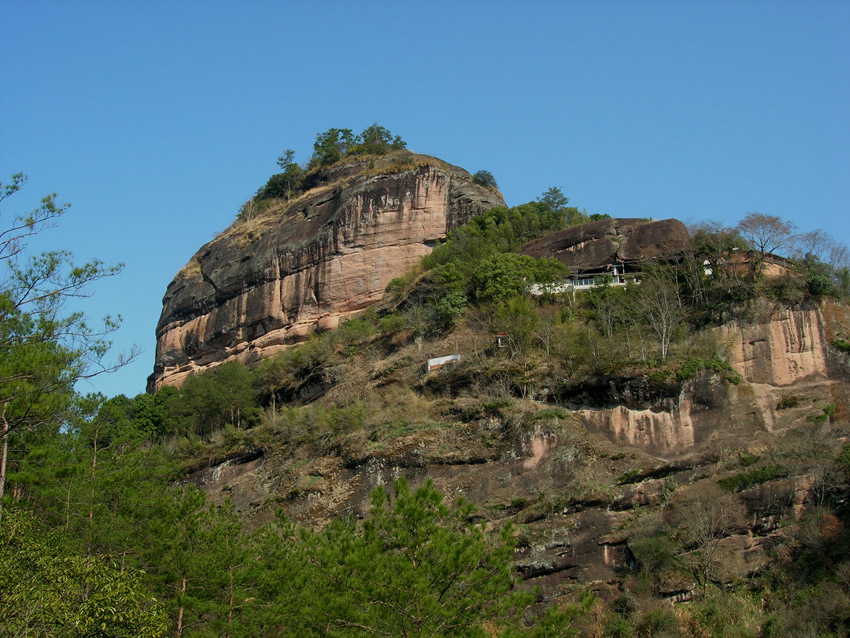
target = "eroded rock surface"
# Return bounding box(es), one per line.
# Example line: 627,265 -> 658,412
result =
520,218 -> 689,271
187,305 -> 848,603
719,308 -> 828,386
149,161 -> 504,390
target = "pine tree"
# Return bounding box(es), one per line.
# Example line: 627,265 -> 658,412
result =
302,478 -> 529,636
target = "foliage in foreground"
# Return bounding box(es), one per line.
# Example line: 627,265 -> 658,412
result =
302,479 -> 530,637
3,446 -> 535,637
0,509 -> 168,637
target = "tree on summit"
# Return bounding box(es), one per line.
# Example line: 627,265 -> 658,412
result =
312,128 -> 357,167
348,122 -> 406,156
472,170 -> 498,189
311,124 -> 407,167
275,148 -> 302,199
735,212 -> 796,280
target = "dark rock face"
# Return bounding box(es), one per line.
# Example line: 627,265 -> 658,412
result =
149,160 -> 504,390
520,218 -> 690,271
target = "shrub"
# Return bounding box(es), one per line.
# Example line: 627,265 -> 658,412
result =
531,407 -> 570,421
807,273 -> 834,296
806,403 -> 835,424
776,395 -> 801,410
718,464 -> 787,491
337,317 -> 376,356
256,172 -> 291,199
675,356 -> 737,382
472,169 -> 498,188
660,476 -> 679,505
391,150 -> 415,166
379,313 -> 405,335
604,615 -> 635,638
833,337 -> 850,353
636,607 -> 678,637
739,452 -> 759,467
616,469 -> 641,485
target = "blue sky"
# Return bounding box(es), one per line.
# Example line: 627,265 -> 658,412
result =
2,1 -> 848,398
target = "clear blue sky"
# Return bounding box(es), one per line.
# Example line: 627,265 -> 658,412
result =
2,1 -> 848,398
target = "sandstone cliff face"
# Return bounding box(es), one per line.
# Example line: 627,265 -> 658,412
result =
149,161 -> 504,390
573,307 -> 845,453
719,308 -> 828,386
187,304 -> 848,603
520,218 -> 690,271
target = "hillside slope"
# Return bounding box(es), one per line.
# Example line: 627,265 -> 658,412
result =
149,155 -> 504,390
187,296 -> 850,605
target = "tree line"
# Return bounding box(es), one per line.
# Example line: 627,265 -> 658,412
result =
247,123 -> 408,208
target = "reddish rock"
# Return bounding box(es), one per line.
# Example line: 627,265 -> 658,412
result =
149,160 -> 504,390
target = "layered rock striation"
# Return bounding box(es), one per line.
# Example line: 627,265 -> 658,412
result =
149,159 -> 504,390
520,217 -> 689,272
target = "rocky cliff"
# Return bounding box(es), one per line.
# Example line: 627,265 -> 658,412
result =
520,217 -> 690,271
187,301 -> 849,603
149,158 -> 504,390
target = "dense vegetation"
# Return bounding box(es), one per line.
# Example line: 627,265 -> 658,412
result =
2,170 -> 850,637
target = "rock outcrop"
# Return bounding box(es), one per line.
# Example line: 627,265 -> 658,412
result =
520,217 -> 689,271
186,302 -> 849,604
149,158 -> 504,390
719,308 -> 828,386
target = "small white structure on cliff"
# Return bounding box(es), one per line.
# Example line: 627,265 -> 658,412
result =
426,354 -> 461,372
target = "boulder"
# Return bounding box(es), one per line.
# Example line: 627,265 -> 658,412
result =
148,158 -> 504,390
520,218 -> 689,271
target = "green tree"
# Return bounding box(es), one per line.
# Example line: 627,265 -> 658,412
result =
494,296 -> 539,359
167,361 -> 259,436
246,514 -> 315,637
274,148 -> 302,200
532,256 -> 569,289
189,501 -> 265,638
127,386 -> 180,435
538,186 -> 569,212
349,123 -> 406,156
12,393 -> 178,572
0,174 -> 131,523
312,128 -> 356,166
142,486 -> 210,638
0,508 -> 168,637
253,353 -> 293,417
277,148 -> 296,170
422,201 -> 580,273
434,290 -> 468,330
303,478 -> 528,636
471,253 -> 534,304
472,170 -> 498,188
430,262 -> 469,330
